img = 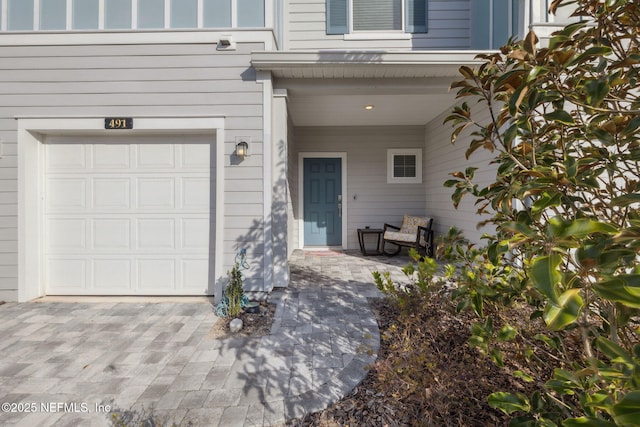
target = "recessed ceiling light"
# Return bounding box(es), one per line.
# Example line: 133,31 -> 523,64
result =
364,105 -> 374,110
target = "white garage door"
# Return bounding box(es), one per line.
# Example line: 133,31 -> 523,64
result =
44,135 -> 214,295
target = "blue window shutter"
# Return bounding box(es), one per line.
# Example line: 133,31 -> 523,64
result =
326,0 -> 348,35
492,0 -> 510,48
406,0 -> 428,33
470,0 -> 490,49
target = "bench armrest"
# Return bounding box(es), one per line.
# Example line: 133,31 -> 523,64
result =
383,223 -> 401,233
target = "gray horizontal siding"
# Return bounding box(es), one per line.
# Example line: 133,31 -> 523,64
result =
0,39 -> 267,300
0,93 -> 262,106
424,103 -> 496,245
0,67 -> 254,82
286,0 -> 471,50
294,126 -> 426,250
0,81 -> 260,94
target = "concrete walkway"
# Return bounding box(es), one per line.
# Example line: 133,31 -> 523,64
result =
0,250 -> 410,427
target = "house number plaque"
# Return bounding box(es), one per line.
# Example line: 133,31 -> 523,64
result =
105,118 -> 133,129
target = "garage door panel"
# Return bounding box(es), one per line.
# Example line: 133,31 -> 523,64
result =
182,259 -> 209,290
137,178 -> 175,209
47,145 -> 87,169
136,144 -> 175,168
182,144 -> 211,168
138,259 -> 175,290
45,137 -> 213,295
93,259 -> 132,289
137,218 -> 175,249
93,178 -> 131,209
93,219 -> 131,249
47,258 -> 87,289
182,178 -> 210,209
182,218 -> 209,249
92,144 -> 131,169
48,219 -> 86,250
47,179 -> 87,211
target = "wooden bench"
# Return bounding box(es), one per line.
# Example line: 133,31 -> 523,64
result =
382,215 -> 434,258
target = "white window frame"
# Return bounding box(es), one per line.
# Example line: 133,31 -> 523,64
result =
0,0 -> 271,31
387,148 -> 422,184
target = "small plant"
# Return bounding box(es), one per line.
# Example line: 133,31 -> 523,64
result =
225,262 -> 245,318
216,249 -> 250,318
373,248 -> 439,313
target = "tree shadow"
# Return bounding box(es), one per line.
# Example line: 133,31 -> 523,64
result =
208,249 -> 412,424
205,90 -> 419,423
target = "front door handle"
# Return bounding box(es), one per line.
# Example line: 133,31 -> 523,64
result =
338,203 -> 342,217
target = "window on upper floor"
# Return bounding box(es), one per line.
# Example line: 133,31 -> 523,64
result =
203,0 -> 232,27
237,0 -> 265,27
327,0 -> 427,35
534,0 -> 580,24
471,0 -> 526,49
106,0 -> 132,29
0,0 -> 265,31
137,0 -> 164,28
171,0 -> 197,28
7,0 -> 33,31
41,0 -> 66,30
73,0 -> 99,30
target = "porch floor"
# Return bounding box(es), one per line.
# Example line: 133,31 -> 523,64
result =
268,249 -> 412,421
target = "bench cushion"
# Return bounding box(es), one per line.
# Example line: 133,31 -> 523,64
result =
383,231 -> 415,242
384,230 -> 427,247
399,215 -> 430,234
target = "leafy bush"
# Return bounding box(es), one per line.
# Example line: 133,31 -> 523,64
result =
443,0 -> 640,424
372,249 -> 528,425
373,248 -> 439,313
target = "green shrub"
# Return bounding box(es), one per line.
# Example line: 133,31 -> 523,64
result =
443,1 -> 640,424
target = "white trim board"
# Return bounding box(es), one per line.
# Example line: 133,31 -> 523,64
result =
0,29 -> 276,48
258,71 -> 273,291
17,115 -> 226,302
297,152 -> 348,250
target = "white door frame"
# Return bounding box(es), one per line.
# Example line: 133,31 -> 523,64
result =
298,152 -> 348,249
17,116 -> 226,302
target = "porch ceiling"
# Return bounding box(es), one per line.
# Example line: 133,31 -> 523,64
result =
252,50 -> 484,127
281,78 -> 458,126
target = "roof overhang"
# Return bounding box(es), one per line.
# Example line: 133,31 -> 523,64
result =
251,50 -> 487,79
251,50 -> 489,126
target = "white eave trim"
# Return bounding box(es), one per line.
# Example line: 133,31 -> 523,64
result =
252,50 -> 489,66
251,50 -> 489,78
343,32 -> 412,41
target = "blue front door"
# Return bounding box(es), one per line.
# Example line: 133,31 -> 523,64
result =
303,158 -> 342,246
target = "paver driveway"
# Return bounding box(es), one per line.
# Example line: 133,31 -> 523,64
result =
0,250 -> 410,426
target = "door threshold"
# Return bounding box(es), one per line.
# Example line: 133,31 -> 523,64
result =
302,247 -> 345,256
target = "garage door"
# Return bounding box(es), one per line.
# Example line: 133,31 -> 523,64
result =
44,135 -> 214,295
